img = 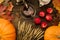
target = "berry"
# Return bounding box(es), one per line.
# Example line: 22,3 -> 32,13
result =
47,8 -> 53,14
34,18 -> 41,24
39,11 -> 45,17
46,14 -> 52,21
41,22 -> 47,28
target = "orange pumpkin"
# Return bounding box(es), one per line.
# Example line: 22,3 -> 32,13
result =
44,26 -> 60,40
0,18 -> 16,40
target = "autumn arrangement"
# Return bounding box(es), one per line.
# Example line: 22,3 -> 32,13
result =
0,0 -> 60,40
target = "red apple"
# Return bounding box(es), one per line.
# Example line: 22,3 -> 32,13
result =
39,11 -> 45,17
41,22 -> 47,28
46,14 -> 52,21
47,8 -> 53,14
34,18 -> 41,24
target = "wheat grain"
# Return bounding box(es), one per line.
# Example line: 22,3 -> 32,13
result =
17,20 -> 43,40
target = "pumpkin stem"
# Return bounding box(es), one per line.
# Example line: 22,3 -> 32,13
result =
57,36 -> 60,39
58,22 -> 60,26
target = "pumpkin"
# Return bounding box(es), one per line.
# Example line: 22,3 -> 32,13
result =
0,18 -> 16,40
44,25 -> 60,40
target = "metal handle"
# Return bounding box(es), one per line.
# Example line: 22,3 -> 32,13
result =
23,0 -> 29,9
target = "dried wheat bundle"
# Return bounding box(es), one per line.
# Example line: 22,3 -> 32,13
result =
17,20 -> 44,40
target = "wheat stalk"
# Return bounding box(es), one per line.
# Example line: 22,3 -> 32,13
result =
17,20 -> 44,40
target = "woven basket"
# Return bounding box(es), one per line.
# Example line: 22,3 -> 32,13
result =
11,0 -> 60,40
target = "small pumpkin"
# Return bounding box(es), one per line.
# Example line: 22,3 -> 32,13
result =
0,18 -> 16,40
44,25 -> 60,40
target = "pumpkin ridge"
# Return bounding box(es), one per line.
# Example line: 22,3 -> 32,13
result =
3,32 -> 16,35
44,26 -> 60,40
0,18 -> 16,40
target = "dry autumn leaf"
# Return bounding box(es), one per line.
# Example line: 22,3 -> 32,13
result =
7,2 -> 14,11
52,0 -> 60,13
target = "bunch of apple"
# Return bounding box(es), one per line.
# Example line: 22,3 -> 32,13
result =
34,8 -> 53,28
